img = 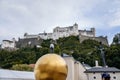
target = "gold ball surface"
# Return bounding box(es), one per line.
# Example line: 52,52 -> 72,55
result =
34,54 -> 68,80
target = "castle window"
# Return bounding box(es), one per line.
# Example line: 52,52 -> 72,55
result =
113,72 -> 115,74
93,76 -> 96,79
93,72 -> 96,74
113,76 -> 116,79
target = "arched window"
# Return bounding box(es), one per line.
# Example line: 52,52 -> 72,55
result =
93,76 -> 96,79
113,76 -> 116,79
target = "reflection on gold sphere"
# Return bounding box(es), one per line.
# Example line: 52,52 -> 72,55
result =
34,53 -> 68,80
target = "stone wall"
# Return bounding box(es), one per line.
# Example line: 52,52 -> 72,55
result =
79,35 -> 109,46
23,23 -> 95,40
63,56 -> 87,80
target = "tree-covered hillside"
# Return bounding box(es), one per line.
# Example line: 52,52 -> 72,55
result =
0,36 -> 120,70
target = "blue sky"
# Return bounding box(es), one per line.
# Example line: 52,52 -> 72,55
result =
0,0 -> 120,44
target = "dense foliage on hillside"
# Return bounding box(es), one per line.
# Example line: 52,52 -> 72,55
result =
0,36 -> 120,70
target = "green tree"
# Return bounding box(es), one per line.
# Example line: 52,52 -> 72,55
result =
106,44 -> 120,69
11,64 -> 33,71
113,36 -> 119,44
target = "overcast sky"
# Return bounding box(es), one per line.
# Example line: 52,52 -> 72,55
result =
0,0 -> 120,44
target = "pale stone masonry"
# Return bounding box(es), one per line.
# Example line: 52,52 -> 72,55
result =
23,23 -> 109,46
16,37 -> 43,48
24,23 -> 95,40
79,35 -> 109,46
63,55 -> 88,80
1,38 -> 16,49
1,23 -> 109,49
79,28 -> 95,37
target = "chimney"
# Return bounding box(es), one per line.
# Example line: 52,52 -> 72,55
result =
95,60 -> 99,67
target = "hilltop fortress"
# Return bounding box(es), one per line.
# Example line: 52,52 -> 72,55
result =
1,23 -> 108,49
24,23 -> 95,40
24,23 -> 108,45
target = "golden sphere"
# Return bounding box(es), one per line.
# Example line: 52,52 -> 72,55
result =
34,54 -> 68,80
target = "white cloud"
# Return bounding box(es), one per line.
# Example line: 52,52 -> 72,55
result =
0,0 -> 120,43
109,9 -> 120,27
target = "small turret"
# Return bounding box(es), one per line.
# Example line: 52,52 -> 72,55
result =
73,23 -> 78,27
12,38 -> 16,43
91,28 -> 95,37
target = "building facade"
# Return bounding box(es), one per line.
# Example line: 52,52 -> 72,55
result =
1,23 -> 108,49
79,35 -> 109,46
53,23 -> 79,39
1,38 -> 16,49
79,28 -> 95,37
63,55 -> 88,80
85,67 -> 120,80
16,37 -> 43,48
24,23 -> 95,40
